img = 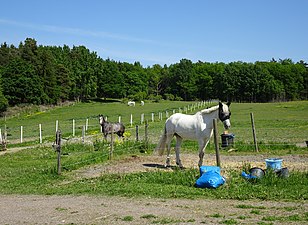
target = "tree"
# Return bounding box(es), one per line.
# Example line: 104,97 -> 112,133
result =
36,46 -> 59,104
146,64 -> 165,97
69,46 -> 98,101
169,59 -> 197,101
0,74 -> 8,113
2,58 -> 43,105
97,59 -> 125,99
194,61 -> 213,100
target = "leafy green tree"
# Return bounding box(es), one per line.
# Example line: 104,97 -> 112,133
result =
0,74 -> 8,113
97,59 -> 125,99
194,61 -> 213,100
2,58 -> 43,105
36,47 -> 59,104
70,46 -> 98,101
19,38 -> 38,64
120,62 -> 148,99
55,63 -> 72,101
211,62 -> 229,101
169,59 -> 197,101
146,64 -> 165,97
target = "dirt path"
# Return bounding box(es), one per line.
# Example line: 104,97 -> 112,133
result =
73,153 -> 308,179
0,195 -> 307,225
1,153 -> 307,224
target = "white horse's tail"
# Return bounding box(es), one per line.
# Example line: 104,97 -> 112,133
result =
155,127 -> 167,156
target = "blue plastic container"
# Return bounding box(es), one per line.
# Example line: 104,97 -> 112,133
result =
265,158 -> 283,170
199,166 -> 220,175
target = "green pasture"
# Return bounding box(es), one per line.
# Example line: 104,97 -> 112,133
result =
1,100 -> 308,147
231,101 -> 308,145
0,142 -> 307,201
0,100 -> 197,145
0,101 -> 308,200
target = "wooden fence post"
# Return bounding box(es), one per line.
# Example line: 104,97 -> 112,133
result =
39,124 -> 42,144
145,121 -> 148,148
82,125 -> 85,143
20,126 -> 23,143
213,118 -> 221,167
72,119 -> 75,137
55,130 -> 62,175
250,112 -> 259,152
136,125 -> 139,141
130,114 -> 133,127
109,124 -> 114,160
55,120 -> 58,132
0,129 -> 7,151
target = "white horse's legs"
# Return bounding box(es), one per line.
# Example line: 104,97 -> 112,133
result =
175,136 -> 183,168
165,134 -> 173,167
198,139 -> 209,167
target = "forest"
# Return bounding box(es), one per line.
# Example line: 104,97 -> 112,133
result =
0,38 -> 307,113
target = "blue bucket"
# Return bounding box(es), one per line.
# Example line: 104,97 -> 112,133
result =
200,166 -> 220,175
265,158 -> 283,170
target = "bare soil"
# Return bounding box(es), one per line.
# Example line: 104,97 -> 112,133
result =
73,153 -> 308,179
1,153 -> 307,225
1,194 -> 307,225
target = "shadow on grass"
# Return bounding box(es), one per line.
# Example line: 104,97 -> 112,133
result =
143,163 -> 185,170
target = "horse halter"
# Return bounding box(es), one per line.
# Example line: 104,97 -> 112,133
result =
218,102 -> 231,130
219,110 -> 231,122
218,103 -> 231,122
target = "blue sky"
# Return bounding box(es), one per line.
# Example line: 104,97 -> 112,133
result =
1,0 -> 307,66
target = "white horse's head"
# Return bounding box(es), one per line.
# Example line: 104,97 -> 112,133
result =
219,102 -> 231,130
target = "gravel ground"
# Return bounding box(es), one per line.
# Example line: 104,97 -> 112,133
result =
1,153 -> 307,225
1,194 -> 307,225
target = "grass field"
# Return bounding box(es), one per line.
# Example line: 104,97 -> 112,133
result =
1,100 -> 308,147
0,100 -> 307,200
0,100 -> 197,145
0,142 -> 307,201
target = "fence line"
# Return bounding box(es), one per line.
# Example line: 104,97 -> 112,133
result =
1,100 -> 306,148
1,101 -> 208,144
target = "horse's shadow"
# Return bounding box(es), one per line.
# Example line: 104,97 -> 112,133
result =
143,163 -> 184,170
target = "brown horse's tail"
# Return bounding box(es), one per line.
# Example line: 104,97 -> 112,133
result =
155,127 -> 167,156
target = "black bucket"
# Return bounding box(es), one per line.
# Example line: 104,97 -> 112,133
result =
275,168 -> 289,178
221,133 -> 235,147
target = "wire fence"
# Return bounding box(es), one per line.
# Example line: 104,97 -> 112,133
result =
0,101 -> 210,146
1,100 -> 307,151
1,101 -> 307,176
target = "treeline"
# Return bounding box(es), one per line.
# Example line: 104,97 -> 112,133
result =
0,38 -> 307,113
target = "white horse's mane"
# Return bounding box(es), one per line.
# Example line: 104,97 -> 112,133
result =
199,105 -> 219,114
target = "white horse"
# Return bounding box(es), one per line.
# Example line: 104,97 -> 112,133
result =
155,102 -> 231,168
127,101 -> 135,106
